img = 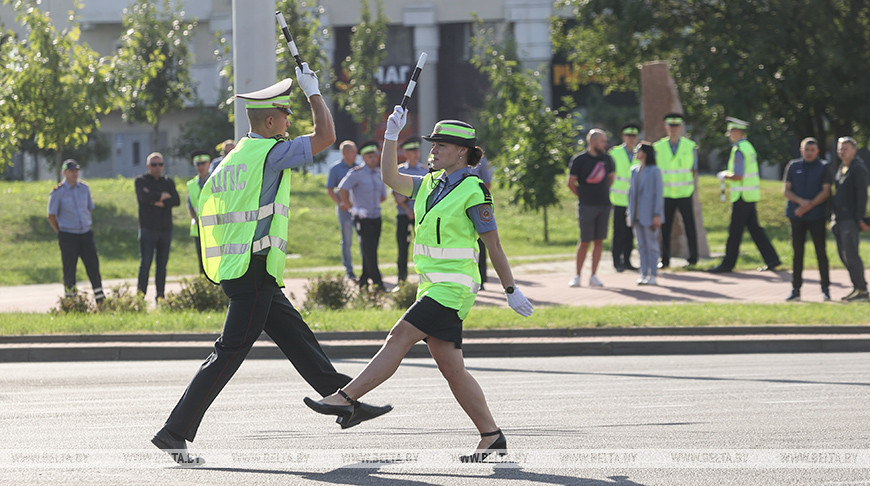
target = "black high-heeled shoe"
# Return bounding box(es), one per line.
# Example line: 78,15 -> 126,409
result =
459,429 -> 507,463
303,390 -> 393,429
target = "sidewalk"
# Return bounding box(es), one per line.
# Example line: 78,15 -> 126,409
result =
0,258 -> 860,313
2,259 -> 869,362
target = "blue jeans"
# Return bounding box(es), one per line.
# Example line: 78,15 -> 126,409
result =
337,208 -> 356,278
633,224 -> 661,278
138,227 -> 172,298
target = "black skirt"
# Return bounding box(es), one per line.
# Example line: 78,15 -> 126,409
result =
401,296 -> 464,349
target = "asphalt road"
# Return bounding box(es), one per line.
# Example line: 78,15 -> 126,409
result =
2,354 -> 870,485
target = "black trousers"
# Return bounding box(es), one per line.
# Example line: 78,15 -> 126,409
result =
720,199 -> 781,270
395,214 -> 413,282
138,227 -> 172,298
833,219 -> 867,291
356,216 -> 383,289
611,205 -> 633,268
661,196 -> 698,265
164,257 -> 351,441
790,218 -> 829,291
58,230 -> 104,300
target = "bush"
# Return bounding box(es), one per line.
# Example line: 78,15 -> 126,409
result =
164,276 -> 229,312
303,274 -> 353,311
99,284 -> 148,313
389,281 -> 418,310
50,292 -> 95,314
349,285 -> 389,310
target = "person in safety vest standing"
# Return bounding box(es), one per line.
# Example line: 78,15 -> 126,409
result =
187,149 -> 212,274
653,113 -> 699,269
608,123 -> 640,272
393,136 -> 428,285
303,107 -> 534,463
709,117 -> 781,273
151,66 -> 391,466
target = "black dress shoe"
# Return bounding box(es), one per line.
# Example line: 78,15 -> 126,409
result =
151,427 -> 205,466
624,263 -> 639,272
615,265 -> 625,273
460,429 -> 507,463
708,265 -> 731,274
304,390 -> 392,430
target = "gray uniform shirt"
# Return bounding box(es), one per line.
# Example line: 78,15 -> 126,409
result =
338,165 -> 387,219
47,180 -> 94,234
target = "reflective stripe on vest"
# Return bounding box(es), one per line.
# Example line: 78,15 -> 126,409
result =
200,203 -> 290,227
418,272 -> 481,294
609,145 -> 635,207
654,137 -> 696,198
727,140 -> 761,203
414,244 -> 480,263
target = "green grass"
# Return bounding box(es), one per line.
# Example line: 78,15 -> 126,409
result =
2,303 -> 868,335
2,173 -> 867,286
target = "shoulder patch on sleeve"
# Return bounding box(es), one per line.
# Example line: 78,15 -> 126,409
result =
477,204 -> 494,223
51,182 -> 64,192
478,182 -> 492,205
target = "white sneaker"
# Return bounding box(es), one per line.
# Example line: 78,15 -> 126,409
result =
637,277 -> 648,285
646,276 -> 657,286
589,275 -> 603,287
568,275 -> 581,287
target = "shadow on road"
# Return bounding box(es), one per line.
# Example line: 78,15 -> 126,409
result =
199,466 -> 647,485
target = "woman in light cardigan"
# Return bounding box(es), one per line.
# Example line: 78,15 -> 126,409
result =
627,141 -> 665,285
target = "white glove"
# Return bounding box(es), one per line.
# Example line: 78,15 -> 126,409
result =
506,286 -> 534,317
717,170 -> 729,181
295,62 -> 321,98
384,105 -> 407,141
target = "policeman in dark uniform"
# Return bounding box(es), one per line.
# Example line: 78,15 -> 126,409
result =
151,64 -> 390,466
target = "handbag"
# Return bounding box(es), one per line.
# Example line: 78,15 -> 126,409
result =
584,160 -> 606,184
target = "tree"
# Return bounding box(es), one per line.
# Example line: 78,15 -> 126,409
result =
0,0 -> 114,177
335,0 -> 388,138
553,0 -> 870,160
471,23 -> 579,242
114,0 -> 195,150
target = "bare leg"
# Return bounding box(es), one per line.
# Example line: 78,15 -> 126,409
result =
427,337 -> 500,450
575,241 -> 590,276
319,320 -> 425,405
591,239 -> 604,276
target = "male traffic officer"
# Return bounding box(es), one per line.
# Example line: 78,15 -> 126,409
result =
152,64 -> 391,466
709,117 -> 781,273
653,113 -> 699,268
187,149 -> 212,274
338,140 -> 388,291
394,136 -> 429,284
608,123 -> 640,272
47,159 -> 105,303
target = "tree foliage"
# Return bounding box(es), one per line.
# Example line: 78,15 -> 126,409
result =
471,23 -> 579,242
0,0 -> 114,176
335,0 -> 388,138
553,0 -> 870,158
114,0 -> 195,149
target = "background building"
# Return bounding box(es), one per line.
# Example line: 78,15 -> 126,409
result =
2,0 -> 634,180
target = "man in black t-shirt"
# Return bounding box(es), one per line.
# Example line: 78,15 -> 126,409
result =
566,128 -> 615,287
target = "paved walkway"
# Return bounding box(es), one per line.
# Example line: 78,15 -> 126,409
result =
0,257 -> 859,313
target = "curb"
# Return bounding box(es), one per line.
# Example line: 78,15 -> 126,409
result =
2,326 -> 870,362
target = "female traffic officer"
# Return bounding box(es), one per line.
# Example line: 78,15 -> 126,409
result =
304,106 -> 534,462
